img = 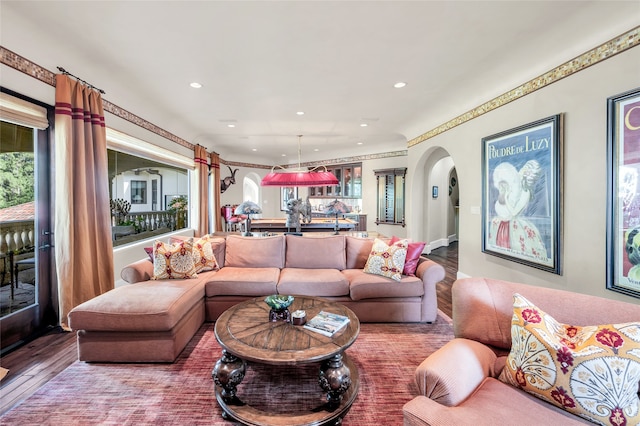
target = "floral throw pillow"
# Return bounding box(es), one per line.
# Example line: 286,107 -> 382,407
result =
152,238 -> 197,279
498,293 -> 640,425
192,235 -> 219,273
363,238 -> 408,282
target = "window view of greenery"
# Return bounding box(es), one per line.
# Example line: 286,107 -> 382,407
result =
0,152 -> 34,210
109,149 -> 189,246
1,121 -> 36,316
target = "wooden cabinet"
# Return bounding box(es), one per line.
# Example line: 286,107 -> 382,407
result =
309,163 -> 361,199
374,168 -> 406,226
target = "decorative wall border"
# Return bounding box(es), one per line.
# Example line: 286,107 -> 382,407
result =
4,24 -> 638,162
0,46 -> 195,151
408,26 -> 640,147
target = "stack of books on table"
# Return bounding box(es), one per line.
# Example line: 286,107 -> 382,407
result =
303,311 -> 350,337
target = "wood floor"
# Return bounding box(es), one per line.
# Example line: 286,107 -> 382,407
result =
0,241 -> 458,416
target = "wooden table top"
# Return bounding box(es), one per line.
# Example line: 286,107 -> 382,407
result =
214,296 -> 360,366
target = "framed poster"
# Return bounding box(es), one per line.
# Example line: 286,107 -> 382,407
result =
481,114 -> 563,274
280,186 -> 298,211
606,88 -> 640,298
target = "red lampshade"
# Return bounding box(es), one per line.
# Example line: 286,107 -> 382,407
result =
260,135 -> 340,187
261,170 -> 339,187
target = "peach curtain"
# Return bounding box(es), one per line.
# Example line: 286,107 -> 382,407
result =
210,152 -> 222,232
54,74 -> 114,329
194,145 -> 209,236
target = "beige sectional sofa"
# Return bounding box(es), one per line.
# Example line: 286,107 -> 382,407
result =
402,277 -> 640,425
68,234 -> 445,362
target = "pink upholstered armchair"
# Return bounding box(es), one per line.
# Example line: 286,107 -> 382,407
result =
403,277 -> 640,425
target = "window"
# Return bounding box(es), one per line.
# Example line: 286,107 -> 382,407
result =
130,180 -> 147,204
375,168 -> 406,226
107,128 -> 193,246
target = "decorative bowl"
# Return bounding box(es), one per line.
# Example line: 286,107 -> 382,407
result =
264,294 -> 294,311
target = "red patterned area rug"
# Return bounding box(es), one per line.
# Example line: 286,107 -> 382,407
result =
1,312 -> 453,426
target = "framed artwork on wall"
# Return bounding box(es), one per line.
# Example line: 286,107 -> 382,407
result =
481,114 -> 563,274
606,87 -> 640,298
281,186 -> 298,211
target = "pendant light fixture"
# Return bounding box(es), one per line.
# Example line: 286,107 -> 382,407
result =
260,135 -> 339,187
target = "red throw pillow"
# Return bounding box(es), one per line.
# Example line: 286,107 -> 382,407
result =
143,247 -> 154,262
390,236 -> 426,276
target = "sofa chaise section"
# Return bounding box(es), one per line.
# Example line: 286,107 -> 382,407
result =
68,277 -> 206,362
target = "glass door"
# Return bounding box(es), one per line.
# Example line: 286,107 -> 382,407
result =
0,93 -> 56,353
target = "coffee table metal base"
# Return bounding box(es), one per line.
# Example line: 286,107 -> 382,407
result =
212,353 -> 359,426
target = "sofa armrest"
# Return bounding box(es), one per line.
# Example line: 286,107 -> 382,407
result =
414,338 -> 497,407
120,259 -> 154,284
415,258 -> 445,322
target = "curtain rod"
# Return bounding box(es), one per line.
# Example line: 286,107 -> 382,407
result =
56,66 -> 106,94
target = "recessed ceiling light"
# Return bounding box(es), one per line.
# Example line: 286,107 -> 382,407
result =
393,82 -> 407,88
357,142 -> 363,145
281,154 -> 286,157
314,148 -> 319,152
252,148 -> 257,152
360,123 -> 368,127
190,82 -> 202,88
296,111 -> 305,116
227,124 -> 235,128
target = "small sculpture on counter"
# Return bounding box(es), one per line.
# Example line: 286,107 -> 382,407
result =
285,196 -> 312,233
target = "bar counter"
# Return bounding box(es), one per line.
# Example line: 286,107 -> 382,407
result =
249,218 -> 358,233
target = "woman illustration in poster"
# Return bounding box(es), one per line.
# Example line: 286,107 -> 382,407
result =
489,159 -> 548,260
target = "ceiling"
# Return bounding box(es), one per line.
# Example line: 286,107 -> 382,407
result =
1,1 -> 639,166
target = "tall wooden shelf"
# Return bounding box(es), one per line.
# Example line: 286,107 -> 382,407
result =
374,168 -> 406,227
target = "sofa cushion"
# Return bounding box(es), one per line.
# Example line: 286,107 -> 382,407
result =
499,293 -> 640,425
344,269 -> 424,300
68,279 -> 206,332
152,238 -> 198,279
204,266 -> 279,296
278,268 -> 349,297
403,378 -> 590,425
363,238 -> 408,282
345,236 -> 374,269
224,235 -> 285,268
285,235 -> 346,270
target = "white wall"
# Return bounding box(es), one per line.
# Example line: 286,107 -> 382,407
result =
407,46 -> 640,304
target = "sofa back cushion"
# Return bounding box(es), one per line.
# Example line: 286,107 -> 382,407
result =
345,236 -> 374,269
224,235 -> 285,268
285,235 -> 346,270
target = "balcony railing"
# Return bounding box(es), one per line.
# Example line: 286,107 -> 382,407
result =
1,220 -> 35,256
112,210 -> 188,246
1,220 -> 35,285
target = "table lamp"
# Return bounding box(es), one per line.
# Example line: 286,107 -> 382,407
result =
234,201 -> 262,236
323,199 -> 351,235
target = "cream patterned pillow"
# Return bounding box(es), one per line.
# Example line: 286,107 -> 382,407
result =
152,238 -> 197,279
499,293 -> 640,425
192,235 -> 219,273
363,238 -> 408,282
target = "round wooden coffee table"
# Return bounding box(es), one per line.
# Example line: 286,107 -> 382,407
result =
212,296 -> 360,426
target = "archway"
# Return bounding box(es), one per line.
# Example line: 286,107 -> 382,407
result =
407,146 -> 457,253
243,172 -> 262,217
